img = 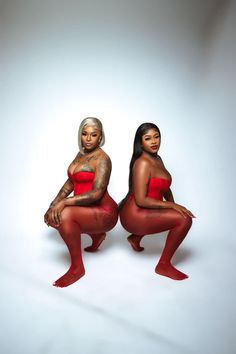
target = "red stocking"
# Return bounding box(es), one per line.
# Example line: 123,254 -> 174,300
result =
52,219 -> 85,288
155,212 -> 192,280
127,234 -> 145,252
84,233 -> 106,252
120,202 -> 192,280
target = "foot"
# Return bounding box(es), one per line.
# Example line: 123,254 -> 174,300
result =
84,233 -> 106,252
53,266 -> 85,288
155,262 -> 188,281
127,234 -> 144,252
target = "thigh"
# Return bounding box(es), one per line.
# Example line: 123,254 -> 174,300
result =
61,205 -> 116,233
140,208 -> 185,234
120,198 -> 184,235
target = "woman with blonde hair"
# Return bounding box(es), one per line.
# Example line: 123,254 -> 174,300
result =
44,117 -> 118,287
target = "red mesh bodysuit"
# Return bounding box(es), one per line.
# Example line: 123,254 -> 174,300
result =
119,177 -> 192,280
68,170 -> 117,217
51,170 -> 118,287
120,177 -> 171,234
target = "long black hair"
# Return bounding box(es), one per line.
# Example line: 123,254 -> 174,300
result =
118,122 -> 161,211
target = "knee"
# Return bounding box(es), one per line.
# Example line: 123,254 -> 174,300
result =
183,215 -> 193,230
58,208 -> 81,232
60,207 -> 74,224
48,221 -> 59,229
175,213 -> 192,229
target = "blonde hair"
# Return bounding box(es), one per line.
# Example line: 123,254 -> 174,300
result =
78,117 -> 105,154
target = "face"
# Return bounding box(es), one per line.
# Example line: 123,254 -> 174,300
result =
141,128 -> 161,154
81,125 -> 101,152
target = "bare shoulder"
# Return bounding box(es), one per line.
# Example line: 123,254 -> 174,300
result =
133,155 -> 151,171
95,149 -> 111,172
97,149 -> 111,164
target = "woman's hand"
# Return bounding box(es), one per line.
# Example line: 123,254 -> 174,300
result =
44,200 -> 66,226
170,202 -> 195,218
44,208 -> 51,226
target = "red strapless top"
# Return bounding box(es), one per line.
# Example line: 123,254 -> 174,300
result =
68,170 -> 95,195
147,177 -> 171,200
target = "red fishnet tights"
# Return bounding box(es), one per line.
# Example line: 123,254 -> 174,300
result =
50,205 -> 116,287
120,205 -> 192,280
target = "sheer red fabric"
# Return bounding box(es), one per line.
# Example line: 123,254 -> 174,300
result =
50,171 -> 118,287
120,177 -> 192,280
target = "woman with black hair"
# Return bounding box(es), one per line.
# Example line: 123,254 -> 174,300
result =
119,123 -> 195,280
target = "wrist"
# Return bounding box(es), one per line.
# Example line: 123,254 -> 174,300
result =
64,198 -> 71,206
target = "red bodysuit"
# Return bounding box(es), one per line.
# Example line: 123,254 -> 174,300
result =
119,176 -> 192,281
51,170 -> 118,287
146,177 -> 171,200
120,177 -> 171,235
67,170 -> 118,231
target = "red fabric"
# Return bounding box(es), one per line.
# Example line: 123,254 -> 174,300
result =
68,170 -> 116,213
50,170 -> 118,287
119,176 -> 192,280
68,171 -> 95,195
147,177 -> 171,200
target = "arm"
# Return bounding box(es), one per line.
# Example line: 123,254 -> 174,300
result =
44,178 -> 74,226
65,155 -> 111,206
48,151 -> 81,207
50,179 -> 74,206
132,159 -> 194,218
45,155 -> 111,226
163,188 -> 174,202
48,152 -> 83,207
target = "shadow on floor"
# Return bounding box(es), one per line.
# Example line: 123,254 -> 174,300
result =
44,224 -> 194,266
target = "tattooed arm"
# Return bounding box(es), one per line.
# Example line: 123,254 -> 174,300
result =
65,155 -> 111,206
49,179 -> 74,207
44,178 -> 74,226
44,154 -> 112,226
48,152 -> 82,207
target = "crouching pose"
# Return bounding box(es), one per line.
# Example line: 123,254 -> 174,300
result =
44,117 -> 118,287
119,123 -> 195,280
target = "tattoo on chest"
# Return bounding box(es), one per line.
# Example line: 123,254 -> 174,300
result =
77,154 -> 98,172
80,163 -> 94,172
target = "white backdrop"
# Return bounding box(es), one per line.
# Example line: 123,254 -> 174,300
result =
1,1 -> 236,354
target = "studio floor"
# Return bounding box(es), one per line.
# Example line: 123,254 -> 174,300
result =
1,221 -> 235,354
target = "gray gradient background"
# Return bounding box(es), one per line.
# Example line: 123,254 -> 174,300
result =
1,1 -> 236,353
